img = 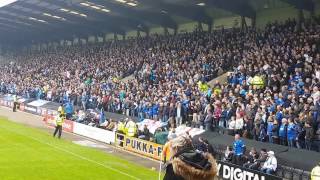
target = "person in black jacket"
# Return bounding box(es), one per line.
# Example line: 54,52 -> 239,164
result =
163,135 -> 217,180
243,147 -> 259,168
304,122 -> 314,150
138,124 -> 150,141
248,148 -> 268,170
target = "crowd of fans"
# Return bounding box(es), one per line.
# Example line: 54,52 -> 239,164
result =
220,19 -> 320,152
1,17 -> 320,154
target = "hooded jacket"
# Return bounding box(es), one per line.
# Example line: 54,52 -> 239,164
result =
164,149 -> 217,180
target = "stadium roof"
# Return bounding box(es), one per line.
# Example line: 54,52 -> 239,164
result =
0,0 -> 316,45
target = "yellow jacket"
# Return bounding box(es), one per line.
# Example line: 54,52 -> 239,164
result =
125,121 -> 137,137
58,106 -> 65,115
55,116 -> 65,126
311,165 -> 320,180
117,122 -> 125,134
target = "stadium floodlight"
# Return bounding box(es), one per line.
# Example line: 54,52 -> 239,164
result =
197,3 -> 205,6
43,13 -> 51,16
91,5 -> 101,10
101,8 -> 110,13
80,2 -> 90,7
69,11 -> 79,15
28,17 -> 47,23
79,14 -> 87,17
115,0 -> 127,3
60,8 -> 69,12
0,0 -> 17,8
38,19 -> 46,23
43,12 -> 66,21
127,2 -> 137,6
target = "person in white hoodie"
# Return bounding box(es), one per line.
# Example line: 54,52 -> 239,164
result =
261,151 -> 277,175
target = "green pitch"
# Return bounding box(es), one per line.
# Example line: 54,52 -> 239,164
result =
0,117 -> 159,180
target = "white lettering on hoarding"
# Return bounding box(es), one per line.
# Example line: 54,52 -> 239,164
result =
219,163 -> 265,180
25,106 -> 37,112
73,122 -> 115,144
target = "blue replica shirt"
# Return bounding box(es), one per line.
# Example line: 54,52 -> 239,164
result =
279,124 -> 287,137
238,75 -> 245,85
64,103 -> 74,114
99,110 -> 105,124
275,98 -> 284,106
152,104 -> 159,115
287,123 -> 297,140
240,89 -> 247,96
275,111 -> 283,122
267,122 -> 274,135
233,140 -> 245,156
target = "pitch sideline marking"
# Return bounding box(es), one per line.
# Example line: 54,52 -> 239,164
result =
0,125 -> 141,180
0,106 -> 160,164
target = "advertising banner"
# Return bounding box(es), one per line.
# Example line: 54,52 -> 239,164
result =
217,161 -> 281,180
41,108 -> 47,117
136,119 -> 167,134
5,101 -> 9,107
24,105 -> 38,114
115,133 -> 163,160
44,115 -> 74,133
73,122 -> 115,144
36,107 -> 42,116
27,99 -> 50,107
175,125 -> 205,137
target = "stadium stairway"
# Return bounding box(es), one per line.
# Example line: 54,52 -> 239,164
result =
207,72 -> 231,87
121,74 -> 135,83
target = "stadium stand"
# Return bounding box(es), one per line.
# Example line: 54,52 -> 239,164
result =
1,0 -> 320,179
1,18 -> 320,151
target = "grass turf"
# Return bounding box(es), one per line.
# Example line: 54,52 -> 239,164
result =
0,117 -> 159,180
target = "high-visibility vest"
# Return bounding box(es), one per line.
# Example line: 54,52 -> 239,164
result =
13,95 -> 17,103
311,165 -> 320,180
250,76 -> 265,89
58,106 -> 65,115
56,116 -> 64,126
126,121 -> 136,137
117,122 -> 125,134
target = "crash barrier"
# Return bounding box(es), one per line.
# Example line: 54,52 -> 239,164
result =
115,133 -> 163,161
0,96 -> 311,179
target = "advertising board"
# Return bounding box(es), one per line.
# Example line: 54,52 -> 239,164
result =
73,122 -> 115,144
115,133 -> 163,160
